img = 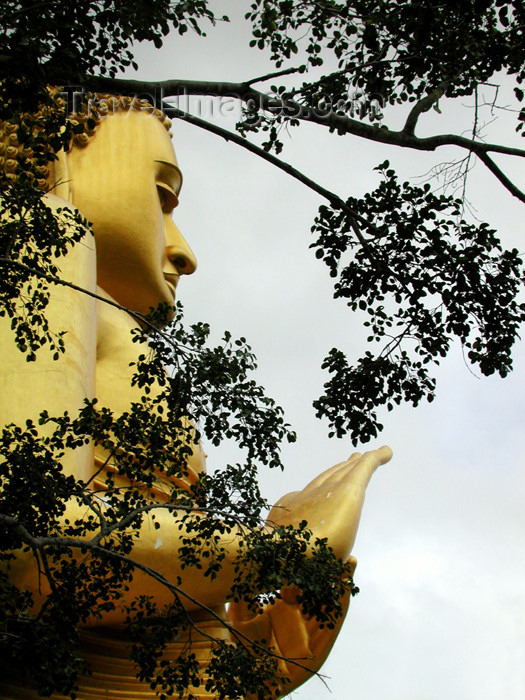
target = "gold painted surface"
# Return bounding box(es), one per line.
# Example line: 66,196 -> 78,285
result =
0,104 -> 392,698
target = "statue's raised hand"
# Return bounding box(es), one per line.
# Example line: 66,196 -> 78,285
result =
229,447 -> 392,697
267,446 -> 392,561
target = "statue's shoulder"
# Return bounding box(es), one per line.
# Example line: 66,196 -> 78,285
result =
42,192 -> 85,221
39,192 -> 98,300
41,192 -> 72,211
1,191 -> 79,221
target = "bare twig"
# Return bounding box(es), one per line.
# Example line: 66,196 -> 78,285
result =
459,86 -> 480,215
244,66 -> 303,86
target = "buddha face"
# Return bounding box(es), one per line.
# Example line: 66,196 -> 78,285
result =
66,110 -> 196,319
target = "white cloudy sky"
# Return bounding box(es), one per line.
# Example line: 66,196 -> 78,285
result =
124,6 -> 524,699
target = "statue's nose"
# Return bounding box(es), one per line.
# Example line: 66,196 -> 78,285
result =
164,217 -> 197,275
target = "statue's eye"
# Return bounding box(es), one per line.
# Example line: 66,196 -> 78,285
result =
157,183 -> 178,212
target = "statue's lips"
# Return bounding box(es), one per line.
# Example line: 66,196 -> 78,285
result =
163,273 -> 179,298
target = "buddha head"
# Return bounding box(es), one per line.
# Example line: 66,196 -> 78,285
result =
0,93 -> 197,319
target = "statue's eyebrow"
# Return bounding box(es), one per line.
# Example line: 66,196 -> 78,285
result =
154,160 -> 183,195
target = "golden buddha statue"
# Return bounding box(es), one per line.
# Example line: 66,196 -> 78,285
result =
0,93 -> 391,699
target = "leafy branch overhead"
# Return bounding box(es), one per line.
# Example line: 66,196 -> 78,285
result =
311,162 -> 525,441
84,1 -> 525,199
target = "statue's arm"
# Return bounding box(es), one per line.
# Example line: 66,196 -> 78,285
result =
5,496 -> 258,623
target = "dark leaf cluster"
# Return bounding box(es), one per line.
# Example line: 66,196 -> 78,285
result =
244,0 -> 525,137
0,176 -> 89,360
141,305 -> 297,472
0,1 -> 218,102
311,161 -> 525,442
230,522 -> 355,624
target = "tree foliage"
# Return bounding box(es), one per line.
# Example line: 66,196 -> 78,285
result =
1,296 -> 353,698
246,0 -> 524,103
311,161 -> 524,441
0,0 -> 217,92
0,1 -> 524,698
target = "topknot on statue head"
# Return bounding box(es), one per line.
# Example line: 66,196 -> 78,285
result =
0,88 -> 172,191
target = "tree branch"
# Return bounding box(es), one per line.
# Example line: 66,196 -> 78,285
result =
160,104 -> 381,266
142,104 -> 429,314
86,75 -> 525,203
402,81 -> 449,136
244,66 -> 303,86
475,151 -> 525,204
97,500 -> 266,542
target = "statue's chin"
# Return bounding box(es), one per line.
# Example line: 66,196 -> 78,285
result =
97,275 -> 177,325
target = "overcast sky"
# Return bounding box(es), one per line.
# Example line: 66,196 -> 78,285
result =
123,6 -> 524,699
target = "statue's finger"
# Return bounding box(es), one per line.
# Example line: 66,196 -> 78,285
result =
303,454 -> 362,490
375,445 -> 393,464
269,491 -> 301,511
335,446 -> 392,493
